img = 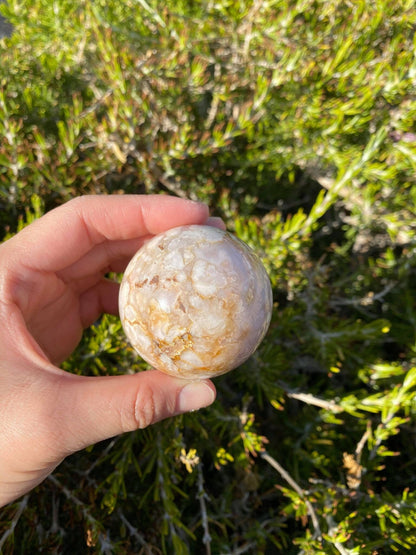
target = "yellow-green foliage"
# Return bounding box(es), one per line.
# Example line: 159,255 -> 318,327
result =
1,0 -> 416,553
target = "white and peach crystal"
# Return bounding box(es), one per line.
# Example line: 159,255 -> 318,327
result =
119,225 -> 273,379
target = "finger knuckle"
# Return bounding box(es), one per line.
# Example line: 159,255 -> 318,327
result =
122,383 -> 156,431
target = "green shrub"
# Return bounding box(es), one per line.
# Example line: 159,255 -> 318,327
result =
1,0 -> 416,552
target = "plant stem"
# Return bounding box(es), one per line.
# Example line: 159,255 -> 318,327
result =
260,451 -> 322,540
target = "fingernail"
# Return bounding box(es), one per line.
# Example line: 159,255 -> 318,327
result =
178,381 -> 216,413
206,216 -> 227,230
188,199 -> 209,211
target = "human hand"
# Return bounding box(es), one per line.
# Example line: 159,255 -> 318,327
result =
0,195 -> 218,507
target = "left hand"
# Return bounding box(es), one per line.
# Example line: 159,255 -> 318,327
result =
0,195 -> 218,506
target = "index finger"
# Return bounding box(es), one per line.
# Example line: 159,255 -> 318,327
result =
6,195 -> 210,272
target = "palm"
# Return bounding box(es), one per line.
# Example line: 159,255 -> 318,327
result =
22,271 -> 95,364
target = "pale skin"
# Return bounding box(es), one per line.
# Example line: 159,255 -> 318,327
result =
0,195 -> 219,507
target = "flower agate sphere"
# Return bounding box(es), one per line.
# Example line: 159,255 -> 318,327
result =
119,225 -> 273,379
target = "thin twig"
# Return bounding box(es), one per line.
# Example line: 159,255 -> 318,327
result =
287,391 -> 343,413
79,87 -> 113,119
333,541 -> 352,555
117,510 -> 154,554
82,437 -> 118,477
132,0 -> 167,29
48,474 -> 114,554
260,452 -> 322,540
355,424 -> 371,463
324,512 -> 354,555
197,464 -> 212,555
219,541 -> 258,555
0,495 -> 29,550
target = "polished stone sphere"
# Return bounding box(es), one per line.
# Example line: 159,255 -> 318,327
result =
119,225 -> 273,379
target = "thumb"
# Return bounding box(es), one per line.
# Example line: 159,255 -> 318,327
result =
55,370 -> 216,454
